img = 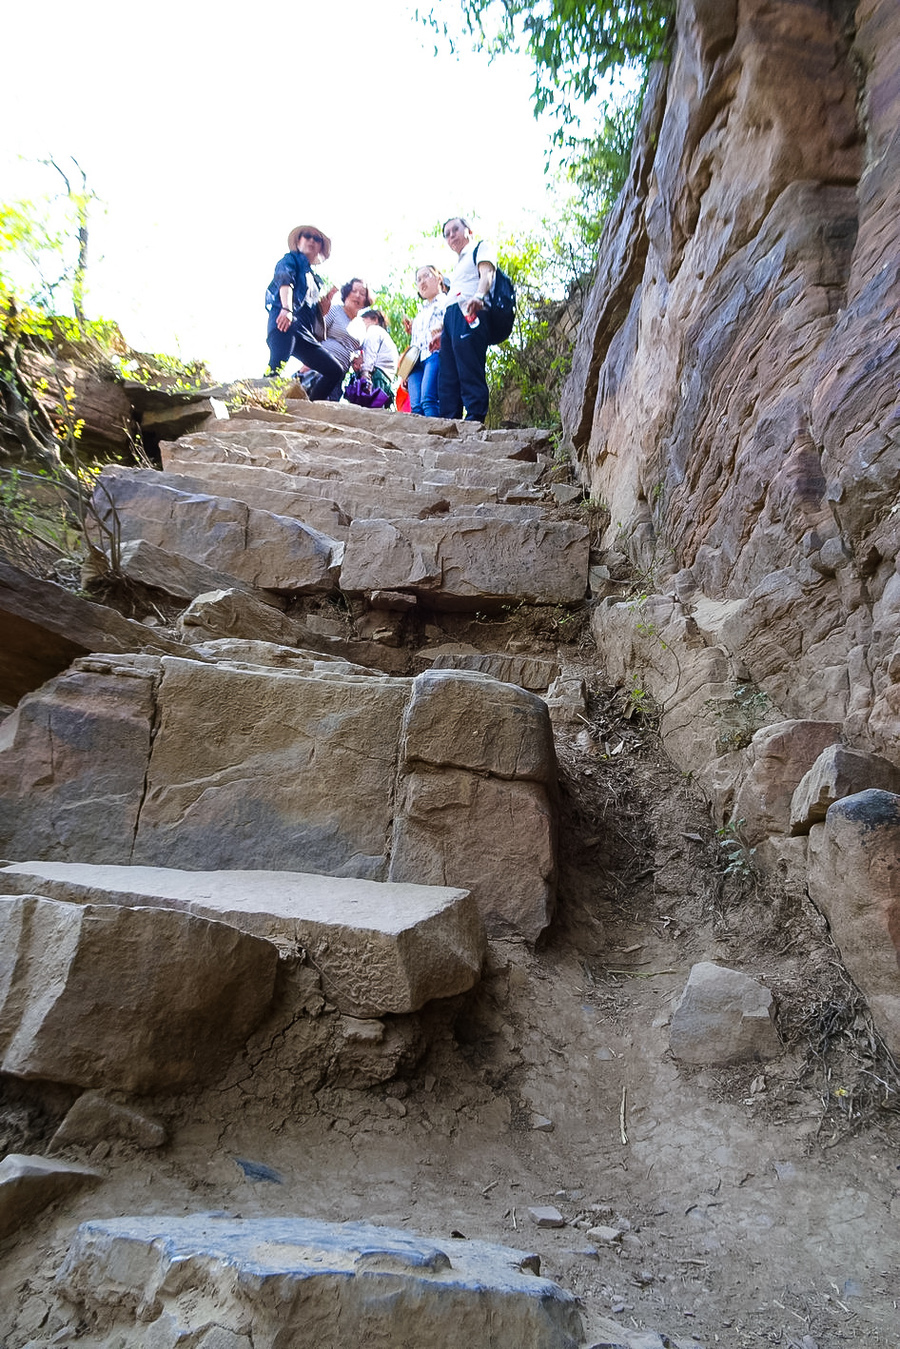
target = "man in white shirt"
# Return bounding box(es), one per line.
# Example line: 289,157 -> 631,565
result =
439,216 -> 496,422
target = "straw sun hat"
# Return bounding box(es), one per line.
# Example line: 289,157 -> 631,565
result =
287,224 -> 332,260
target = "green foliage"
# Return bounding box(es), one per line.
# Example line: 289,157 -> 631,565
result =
227,378 -> 292,415
715,819 -> 757,879
422,1 -> 673,124
0,157 -> 97,325
115,349 -> 211,394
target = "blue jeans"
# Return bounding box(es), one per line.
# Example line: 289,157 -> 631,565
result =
407,352 -> 441,417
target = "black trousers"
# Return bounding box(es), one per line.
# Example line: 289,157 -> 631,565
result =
266,318 -> 344,400
438,302 -> 491,421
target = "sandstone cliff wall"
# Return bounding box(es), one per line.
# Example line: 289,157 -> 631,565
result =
563,0 -> 900,763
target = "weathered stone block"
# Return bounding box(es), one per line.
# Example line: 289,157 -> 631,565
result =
177,588 -> 301,646
0,657 -> 159,864
402,669 -> 556,783
340,516 -> 589,610
669,962 -> 780,1065
1,863 -> 485,1018
57,1216 -> 584,1349
0,656 -> 557,943
807,790 -> 900,1056
390,770 -> 555,941
0,895 -> 277,1092
0,1154 -> 101,1240
132,657 -> 410,876
730,720 -> 843,844
790,744 -> 900,833
92,471 -> 342,593
116,537 -> 275,603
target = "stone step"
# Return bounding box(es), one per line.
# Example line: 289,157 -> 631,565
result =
154,457 -> 512,525
93,470 -> 342,594
249,399 -> 554,456
57,1215 -> 583,1349
166,428 -> 546,494
0,657 -> 557,940
416,647 -> 562,693
0,862 -> 485,1018
340,515 -> 590,610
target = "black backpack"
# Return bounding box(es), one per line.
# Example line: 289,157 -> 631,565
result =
473,243 -> 516,345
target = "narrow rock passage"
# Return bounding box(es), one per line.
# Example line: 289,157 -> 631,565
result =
0,402 -> 897,1348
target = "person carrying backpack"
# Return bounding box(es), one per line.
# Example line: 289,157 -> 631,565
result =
438,216 -> 496,422
264,224 -> 343,399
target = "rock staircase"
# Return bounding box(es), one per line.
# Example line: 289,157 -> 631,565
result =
0,403 -> 616,1349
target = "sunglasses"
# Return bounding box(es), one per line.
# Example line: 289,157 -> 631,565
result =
301,231 -> 324,245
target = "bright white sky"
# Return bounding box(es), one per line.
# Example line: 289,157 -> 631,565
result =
1,0 -> 564,381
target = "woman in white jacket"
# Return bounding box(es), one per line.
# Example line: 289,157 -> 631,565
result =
404,265 -> 447,417
359,309 -> 400,406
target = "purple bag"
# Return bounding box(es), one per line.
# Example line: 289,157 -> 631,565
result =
344,377 -> 390,409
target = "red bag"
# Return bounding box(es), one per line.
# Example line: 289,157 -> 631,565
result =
396,385 -> 411,413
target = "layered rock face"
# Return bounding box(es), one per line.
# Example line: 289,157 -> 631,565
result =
563,0 -> 900,1049
564,0 -> 898,742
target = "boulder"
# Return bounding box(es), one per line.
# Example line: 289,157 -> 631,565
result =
0,863 -> 486,1018
56,1215 -> 584,1349
177,588 -> 302,646
807,790 -> 900,1055
49,1091 -> 167,1152
790,744 -> 900,833
340,516 -> 589,610
0,1154 -> 102,1240
0,895 -> 277,1092
730,720 -> 843,844
669,962 -> 781,1065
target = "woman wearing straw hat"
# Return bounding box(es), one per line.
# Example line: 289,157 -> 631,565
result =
264,224 -> 343,398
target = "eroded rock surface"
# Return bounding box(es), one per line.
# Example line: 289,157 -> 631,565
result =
56,1215 -> 584,1349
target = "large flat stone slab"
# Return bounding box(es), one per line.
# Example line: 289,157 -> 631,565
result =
0,863 -> 485,1017
340,516 -> 589,610
57,1215 -> 583,1349
0,894 -> 277,1092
